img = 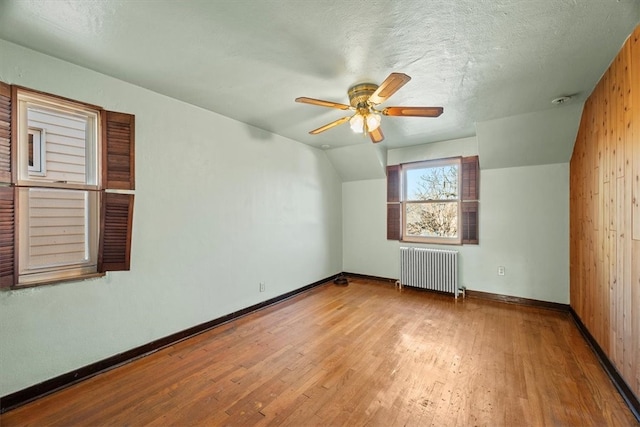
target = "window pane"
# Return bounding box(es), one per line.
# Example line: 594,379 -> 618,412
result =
17,90 -> 100,187
25,188 -> 90,269
28,132 -> 34,167
405,202 -> 458,238
18,187 -> 99,279
27,107 -> 89,184
27,128 -> 44,175
406,164 -> 458,201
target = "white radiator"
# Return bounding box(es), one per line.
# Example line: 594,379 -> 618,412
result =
399,247 -> 459,297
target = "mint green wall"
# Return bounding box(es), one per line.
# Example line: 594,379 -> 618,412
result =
0,39 -> 571,398
0,40 -> 343,396
343,137 -> 569,304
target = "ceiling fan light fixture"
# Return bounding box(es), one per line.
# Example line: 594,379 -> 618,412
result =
349,114 -> 365,133
349,111 -> 381,134
366,112 -> 381,132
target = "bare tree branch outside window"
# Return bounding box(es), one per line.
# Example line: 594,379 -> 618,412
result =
405,165 -> 458,238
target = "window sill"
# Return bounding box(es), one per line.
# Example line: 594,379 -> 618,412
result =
402,236 -> 462,245
10,272 -> 106,290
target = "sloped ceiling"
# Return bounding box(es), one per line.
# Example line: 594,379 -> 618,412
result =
477,103 -> 585,170
0,0 -> 638,178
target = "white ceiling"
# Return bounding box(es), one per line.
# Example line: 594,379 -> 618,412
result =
0,0 -> 638,154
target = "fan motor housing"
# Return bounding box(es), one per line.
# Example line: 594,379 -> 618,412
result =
348,83 -> 378,108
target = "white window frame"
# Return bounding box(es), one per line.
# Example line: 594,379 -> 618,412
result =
17,188 -> 100,285
16,91 -> 100,189
402,157 -> 462,245
14,88 -> 102,286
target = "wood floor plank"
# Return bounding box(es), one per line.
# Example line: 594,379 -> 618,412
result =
1,278 -> 638,426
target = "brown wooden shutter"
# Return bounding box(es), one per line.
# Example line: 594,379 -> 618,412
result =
0,82 -> 16,288
102,111 -> 135,190
100,110 -> 135,272
99,192 -> 134,272
461,201 -> 479,244
0,82 -> 12,184
461,156 -> 479,244
0,186 -> 16,288
387,204 -> 401,240
387,164 -> 401,203
387,165 -> 401,240
462,156 -> 479,200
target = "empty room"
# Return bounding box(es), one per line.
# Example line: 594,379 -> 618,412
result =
0,1 -> 639,425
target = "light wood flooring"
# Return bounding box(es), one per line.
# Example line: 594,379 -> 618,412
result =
1,277 -> 638,426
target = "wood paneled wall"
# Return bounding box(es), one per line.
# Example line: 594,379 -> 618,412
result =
570,25 -> 640,400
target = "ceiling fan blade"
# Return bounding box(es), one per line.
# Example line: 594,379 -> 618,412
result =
369,126 -> 384,143
309,116 -> 351,134
368,73 -> 411,105
382,106 -> 444,117
295,97 -> 352,110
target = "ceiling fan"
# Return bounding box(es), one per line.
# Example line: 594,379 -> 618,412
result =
295,72 -> 443,143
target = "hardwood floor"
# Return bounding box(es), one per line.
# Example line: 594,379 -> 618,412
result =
2,278 -> 638,426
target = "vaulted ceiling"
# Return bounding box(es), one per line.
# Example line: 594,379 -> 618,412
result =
0,0 -> 638,174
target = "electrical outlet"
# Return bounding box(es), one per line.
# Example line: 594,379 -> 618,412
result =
259,282 -> 265,292
498,266 -> 505,276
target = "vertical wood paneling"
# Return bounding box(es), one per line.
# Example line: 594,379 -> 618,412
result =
570,25 -> 640,400
633,26 -> 640,241
632,29 -> 640,397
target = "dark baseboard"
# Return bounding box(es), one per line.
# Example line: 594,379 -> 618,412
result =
569,308 -> 640,423
0,274 -> 337,414
466,289 -> 570,312
343,272 -> 397,284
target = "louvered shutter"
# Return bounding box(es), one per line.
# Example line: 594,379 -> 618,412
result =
0,186 -> 15,288
461,156 -> 479,244
99,110 -> 135,272
102,111 -> 135,190
461,201 -> 479,244
386,165 -> 401,240
99,192 -> 134,272
462,156 -> 479,201
0,82 -> 16,288
0,82 -> 11,184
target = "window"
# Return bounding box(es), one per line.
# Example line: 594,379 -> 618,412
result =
15,91 -> 101,284
0,82 -> 135,289
27,127 -> 45,175
387,156 -> 479,245
404,158 -> 461,243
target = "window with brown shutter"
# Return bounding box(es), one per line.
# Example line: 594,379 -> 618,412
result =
386,155 -> 479,245
0,81 -> 135,288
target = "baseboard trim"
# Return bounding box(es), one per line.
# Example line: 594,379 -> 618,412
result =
0,274 -> 337,414
343,272 -> 397,284
466,289 -> 570,312
569,308 -> 640,422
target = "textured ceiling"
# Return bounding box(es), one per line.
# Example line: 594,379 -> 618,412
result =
0,0 -> 638,151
